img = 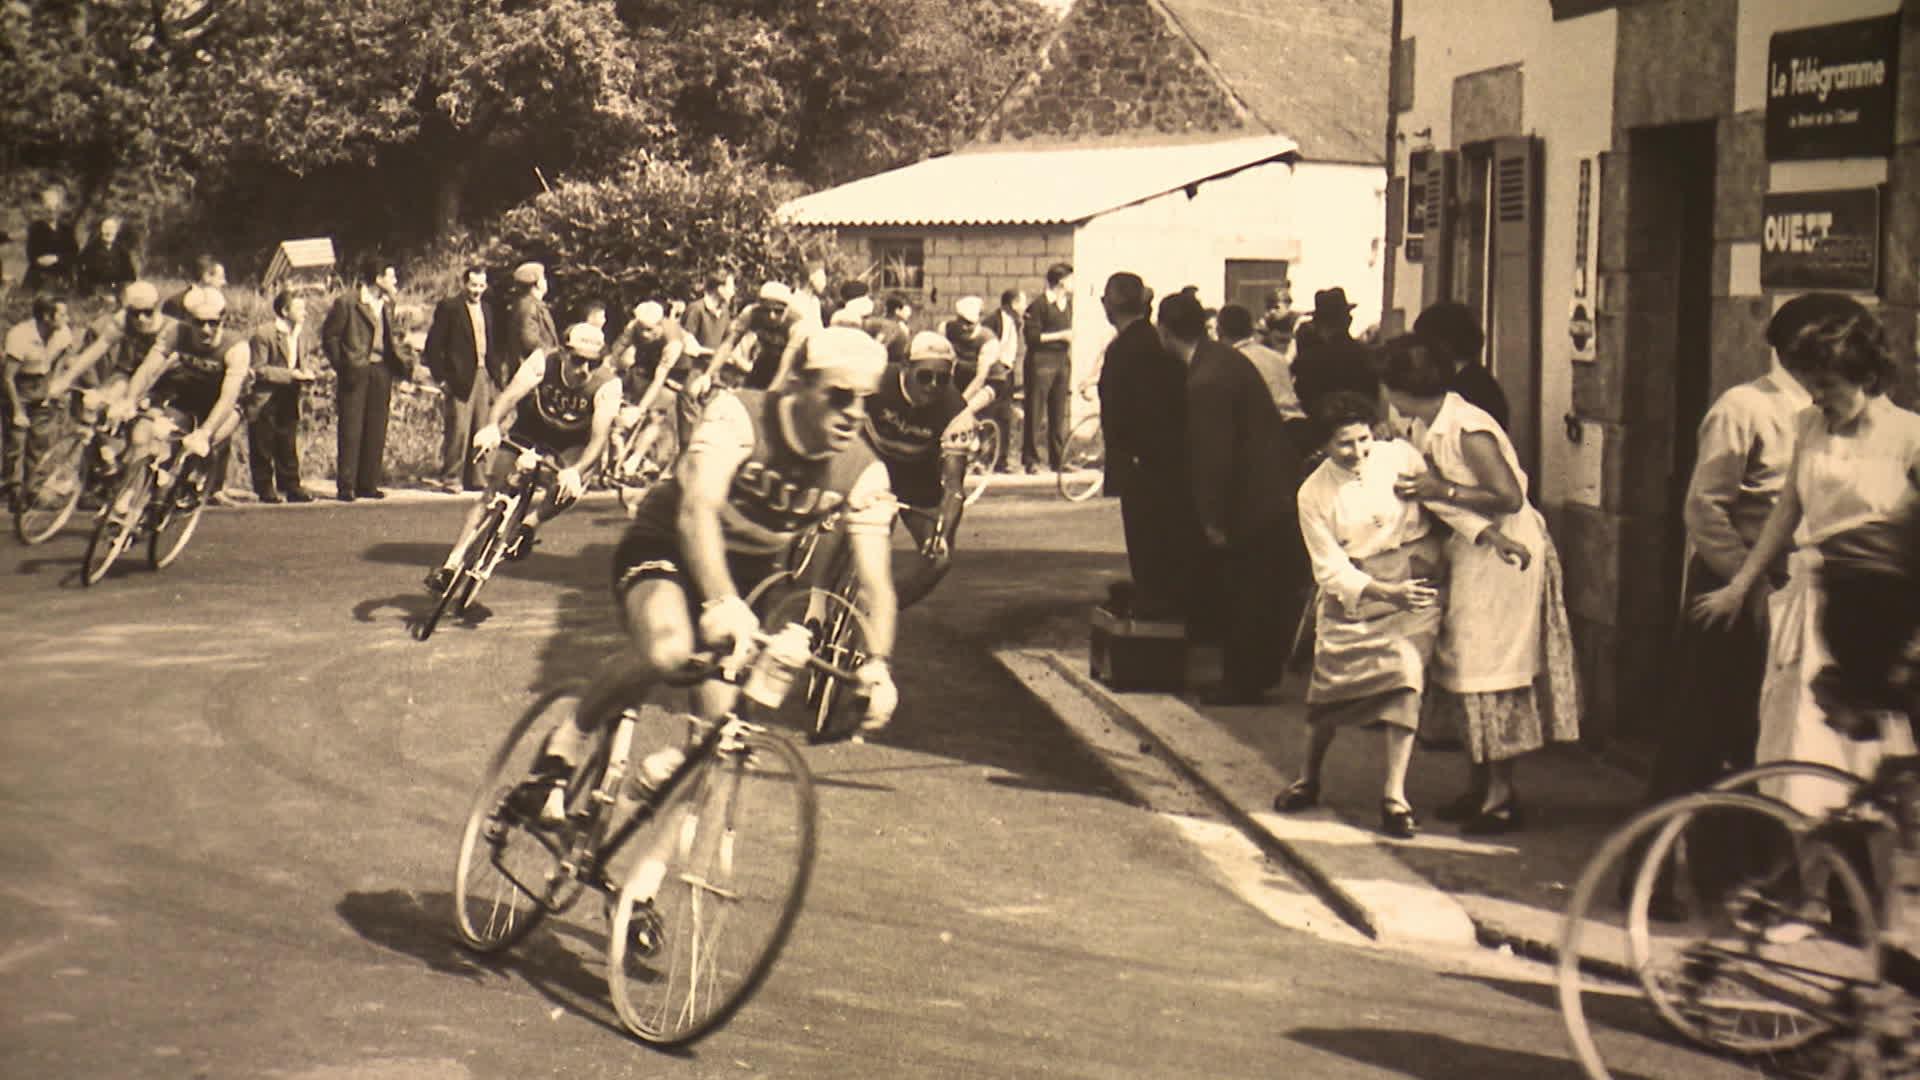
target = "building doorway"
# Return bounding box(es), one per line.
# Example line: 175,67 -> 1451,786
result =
1627,121 -> 1717,642
1224,259 -> 1291,320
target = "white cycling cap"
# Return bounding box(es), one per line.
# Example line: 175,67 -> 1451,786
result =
565,322 -> 605,358
631,300 -> 665,329
799,326 -> 886,391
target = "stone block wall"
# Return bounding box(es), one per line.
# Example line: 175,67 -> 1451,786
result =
978,0 -> 1247,143
834,226 -> 1075,320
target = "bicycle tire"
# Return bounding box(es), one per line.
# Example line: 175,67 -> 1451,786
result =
963,419 -> 997,507
1057,415 -> 1104,502
1557,790 -> 1878,1079
148,470 -> 208,570
417,506 -> 504,641
14,427 -> 89,544
81,467 -> 150,586
608,728 -> 816,1047
452,683 -> 591,952
811,562 -> 868,743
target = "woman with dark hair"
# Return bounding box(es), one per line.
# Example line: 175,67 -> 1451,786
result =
1276,389 -> 1486,836
1385,334 -> 1580,834
1695,304 -> 1920,813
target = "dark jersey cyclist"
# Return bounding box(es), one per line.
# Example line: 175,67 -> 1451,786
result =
530,326 -> 902,810
863,330 -> 992,573
425,322 -> 621,591
110,286 -> 250,485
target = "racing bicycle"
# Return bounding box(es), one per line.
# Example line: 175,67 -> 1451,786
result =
415,437 -> 570,642
603,378 -> 683,518
80,404 -> 214,585
14,388 -> 125,545
452,615 -> 866,1047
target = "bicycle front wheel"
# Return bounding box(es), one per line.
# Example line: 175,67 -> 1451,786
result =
14,427 -> 88,544
417,506 -> 503,642
1557,790 -> 1879,1079
148,471 -> 208,570
1057,415 -> 1104,502
81,467 -> 150,585
963,419 -> 998,507
608,729 -> 816,1047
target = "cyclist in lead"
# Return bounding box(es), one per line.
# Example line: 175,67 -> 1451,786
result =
524,325 -> 902,811
424,322 -> 622,593
106,286 -> 250,504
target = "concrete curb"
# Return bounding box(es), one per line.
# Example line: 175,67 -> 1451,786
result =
996,648 -> 1479,948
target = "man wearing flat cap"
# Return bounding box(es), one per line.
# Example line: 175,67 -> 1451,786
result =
506,261 -> 560,368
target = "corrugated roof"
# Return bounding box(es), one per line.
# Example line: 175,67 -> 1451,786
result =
778,133 -> 1299,228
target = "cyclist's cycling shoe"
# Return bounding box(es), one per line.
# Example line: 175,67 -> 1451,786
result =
505,753 -> 573,824
171,478 -> 204,512
423,566 -> 453,594
505,529 -> 537,561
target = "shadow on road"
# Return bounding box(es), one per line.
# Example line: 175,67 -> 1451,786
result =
337,887 -> 676,1050
1287,1026 -> 1658,1080
1439,969 -> 1711,1072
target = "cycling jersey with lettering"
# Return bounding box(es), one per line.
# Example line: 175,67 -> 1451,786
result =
515,351 -> 619,455
627,389 -> 892,557
863,364 -> 965,464
150,322 -> 245,421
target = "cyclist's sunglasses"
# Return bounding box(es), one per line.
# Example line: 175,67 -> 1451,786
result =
127,306 -> 157,318
910,368 -> 950,390
822,386 -> 871,411
191,316 -> 223,329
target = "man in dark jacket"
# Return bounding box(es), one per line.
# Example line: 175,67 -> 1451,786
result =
320,256 -> 407,501
1161,292 -> 1307,703
1098,272 -> 1200,622
423,266 -> 504,491
505,261 -> 560,366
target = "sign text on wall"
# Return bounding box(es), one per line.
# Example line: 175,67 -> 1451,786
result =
1759,187 -> 1881,292
1766,14 -> 1901,161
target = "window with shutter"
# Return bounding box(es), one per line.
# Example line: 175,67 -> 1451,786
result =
1420,150 -> 1457,309
1488,134 -> 1542,481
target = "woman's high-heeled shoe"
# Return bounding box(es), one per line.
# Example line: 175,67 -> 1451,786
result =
1460,797 -> 1525,836
1274,778 -> 1320,813
1380,798 -> 1418,839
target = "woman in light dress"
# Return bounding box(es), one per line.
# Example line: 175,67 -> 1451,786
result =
1695,302 -> 1920,813
1274,390 -> 1530,837
1384,335 -> 1580,835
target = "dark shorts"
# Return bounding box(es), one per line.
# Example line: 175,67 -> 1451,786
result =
609,528 -> 777,635
150,377 -> 218,428
880,453 -> 942,509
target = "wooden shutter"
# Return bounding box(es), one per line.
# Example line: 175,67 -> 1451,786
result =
1420,149 -> 1456,309
1489,135 -> 1542,482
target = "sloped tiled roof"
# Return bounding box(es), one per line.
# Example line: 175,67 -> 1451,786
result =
979,0 -> 1389,165
778,133 -> 1300,228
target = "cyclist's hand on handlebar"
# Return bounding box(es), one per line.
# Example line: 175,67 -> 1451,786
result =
472,424 -> 502,452
939,417 -> 973,449
180,430 -> 212,460
698,595 -> 760,667
855,658 -> 898,732
555,466 -> 585,502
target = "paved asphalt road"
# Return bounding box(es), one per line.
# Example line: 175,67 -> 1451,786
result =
1,491 -> 1749,1079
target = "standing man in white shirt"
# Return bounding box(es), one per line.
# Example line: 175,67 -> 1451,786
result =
423,266 -> 503,492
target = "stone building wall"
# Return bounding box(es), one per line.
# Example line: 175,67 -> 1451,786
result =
832,226 -> 1076,316
978,0 -> 1248,143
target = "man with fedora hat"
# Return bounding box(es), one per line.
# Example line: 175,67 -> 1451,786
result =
1291,285 -> 1376,418
506,261 -> 560,367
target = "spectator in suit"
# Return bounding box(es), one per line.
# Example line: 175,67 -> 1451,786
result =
1217,303 -> 1304,423
320,256 -> 406,502
422,266 -> 503,493
1023,263 -> 1074,473
875,294 -> 914,367
245,289 -> 317,503
23,187 -> 77,292
1291,287 -> 1377,418
505,261 -> 560,365
1162,293 -> 1308,705
1414,300 -> 1510,431
77,216 -> 139,298
1098,271 -> 1200,622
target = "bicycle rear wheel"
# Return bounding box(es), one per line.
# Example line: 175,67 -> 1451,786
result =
452,684 -> 587,952
963,419 -> 998,507
148,467 -> 208,570
14,426 -> 89,544
1057,415 -> 1104,502
608,728 -> 816,1047
1557,791 -> 1879,1079
81,467 -> 150,585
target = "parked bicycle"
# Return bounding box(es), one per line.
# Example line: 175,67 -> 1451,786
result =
14,388 -> 125,545
80,403 -> 214,585
1057,409 -> 1104,502
451,614 -> 865,1047
415,437 -> 569,642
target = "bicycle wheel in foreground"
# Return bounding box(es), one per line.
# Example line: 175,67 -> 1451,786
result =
1557,789 -> 1879,1080
1057,415 -> 1104,502
14,428 -> 89,544
81,467 -> 150,585
452,684 -> 585,952
148,469 -> 209,570
608,728 -> 816,1047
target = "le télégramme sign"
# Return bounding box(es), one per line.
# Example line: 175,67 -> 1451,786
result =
1760,188 -> 1880,292
1766,14 -> 1901,161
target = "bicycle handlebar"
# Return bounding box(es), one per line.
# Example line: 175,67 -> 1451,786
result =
666,621 -> 865,693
